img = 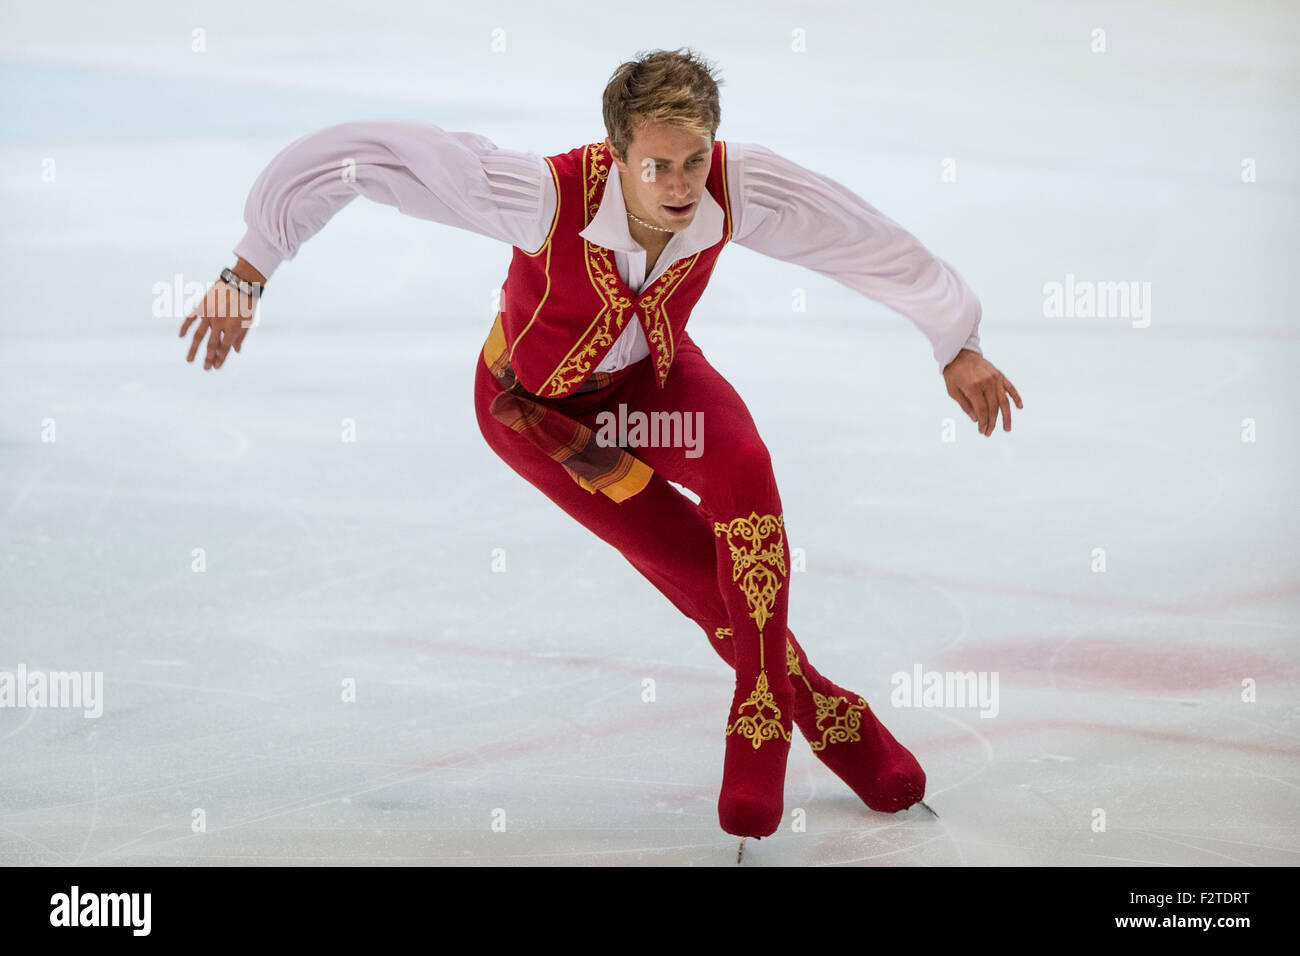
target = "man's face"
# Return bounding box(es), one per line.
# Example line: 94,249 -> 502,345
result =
608,120 -> 712,233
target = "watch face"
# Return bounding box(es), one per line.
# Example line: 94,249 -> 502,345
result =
223,269 -> 260,297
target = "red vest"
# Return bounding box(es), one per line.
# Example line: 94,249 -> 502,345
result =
494,139 -> 734,398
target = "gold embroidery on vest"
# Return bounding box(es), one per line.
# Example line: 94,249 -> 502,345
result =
727,670 -> 792,749
509,157 -> 563,363
718,141 -> 733,238
540,143 -> 634,397
584,141 -> 608,216
785,638 -> 865,752
538,141 -> 731,396
713,512 -> 786,637
638,252 -> 701,386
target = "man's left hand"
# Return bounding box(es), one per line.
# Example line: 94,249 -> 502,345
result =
942,349 -> 1022,436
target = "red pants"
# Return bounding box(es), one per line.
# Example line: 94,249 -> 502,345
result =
474,329 -> 790,681
473,328 -> 928,833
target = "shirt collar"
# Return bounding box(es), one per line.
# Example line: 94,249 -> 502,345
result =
578,156 -> 724,262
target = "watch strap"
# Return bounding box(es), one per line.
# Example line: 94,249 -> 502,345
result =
219,267 -> 263,300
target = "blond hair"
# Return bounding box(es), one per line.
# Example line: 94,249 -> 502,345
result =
602,47 -> 723,161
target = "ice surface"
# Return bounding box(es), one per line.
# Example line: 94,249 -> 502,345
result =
1,0 -> 1297,865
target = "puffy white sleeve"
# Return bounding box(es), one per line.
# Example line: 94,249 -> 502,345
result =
726,141 -> 982,369
232,120 -> 556,279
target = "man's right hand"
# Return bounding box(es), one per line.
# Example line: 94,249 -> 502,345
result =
179,257 -> 266,371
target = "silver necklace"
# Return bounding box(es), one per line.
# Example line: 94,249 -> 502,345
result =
626,210 -> 675,234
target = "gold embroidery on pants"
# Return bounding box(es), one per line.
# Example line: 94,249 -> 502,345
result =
787,638 -> 865,752
786,639 -> 811,690
726,671 -> 792,750
714,512 -> 786,642
714,626 -> 733,641
808,693 -> 865,752
717,514 -> 790,748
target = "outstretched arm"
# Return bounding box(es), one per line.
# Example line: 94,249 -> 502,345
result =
727,142 -> 1020,434
181,120 -> 555,369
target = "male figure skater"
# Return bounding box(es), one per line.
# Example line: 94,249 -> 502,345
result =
180,48 -> 1022,845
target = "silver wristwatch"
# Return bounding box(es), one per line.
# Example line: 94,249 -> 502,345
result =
219,267 -> 264,299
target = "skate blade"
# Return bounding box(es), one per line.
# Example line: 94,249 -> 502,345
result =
918,799 -> 939,819
735,834 -> 761,863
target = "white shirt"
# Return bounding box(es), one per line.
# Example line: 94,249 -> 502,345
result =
233,120 -> 982,370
